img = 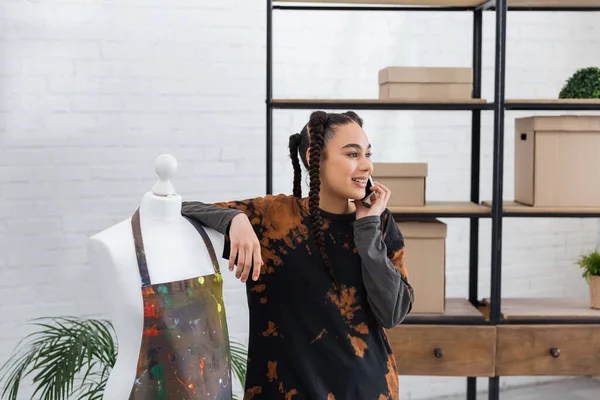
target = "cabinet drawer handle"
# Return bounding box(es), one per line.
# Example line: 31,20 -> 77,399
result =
433,348 -> 444,358
549,348 -> 561,358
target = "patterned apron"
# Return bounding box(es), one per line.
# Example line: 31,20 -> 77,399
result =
128,208 -> 232,400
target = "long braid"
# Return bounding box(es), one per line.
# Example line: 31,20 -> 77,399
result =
288,133 -> 302,198
287,110 -> 363,286
307,111 -> 336,285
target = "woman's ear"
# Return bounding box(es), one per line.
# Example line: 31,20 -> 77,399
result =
305,148 -> 310,166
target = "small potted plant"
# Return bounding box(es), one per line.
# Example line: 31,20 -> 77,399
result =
559,67 -> 600,99
576,249 -> 600,309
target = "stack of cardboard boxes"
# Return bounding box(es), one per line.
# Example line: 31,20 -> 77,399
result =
374,66 -> 476,314
373,161 -> 446,314
374,66 -> 600,315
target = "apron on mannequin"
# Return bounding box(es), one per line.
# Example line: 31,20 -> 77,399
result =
128,208 -> 232,400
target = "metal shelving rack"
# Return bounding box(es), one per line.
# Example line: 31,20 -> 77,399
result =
265,1 -> 600,399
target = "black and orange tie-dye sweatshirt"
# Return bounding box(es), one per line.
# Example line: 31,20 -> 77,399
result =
181,194 -> 414,400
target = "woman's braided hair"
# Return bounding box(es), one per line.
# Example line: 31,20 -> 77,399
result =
288,110 -> 363,284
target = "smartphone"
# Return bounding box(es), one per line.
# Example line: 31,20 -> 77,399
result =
361,176 -> 375,208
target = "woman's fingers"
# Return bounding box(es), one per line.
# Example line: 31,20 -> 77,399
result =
370,182 -> 391,211
229,241 -> 238,272
228,214 -> 263,282
240,246 -> 253,282
377,182 -> 391,203
234,243 -> 246,279
252,244 -> 263,281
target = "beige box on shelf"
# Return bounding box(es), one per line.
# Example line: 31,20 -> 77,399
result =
373,162 -> 427,207
378,66 -> 473,100
397,219 -> 447,314
514,115 -> 600,207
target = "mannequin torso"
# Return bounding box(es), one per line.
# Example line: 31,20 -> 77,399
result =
87,156 -> 230,399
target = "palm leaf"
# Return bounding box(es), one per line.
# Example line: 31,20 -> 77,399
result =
0,316 -> 117,400
229,339 -> 248,400
229,339 -> 248,390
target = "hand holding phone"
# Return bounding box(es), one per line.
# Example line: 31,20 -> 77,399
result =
355,178 -> 392,219
361,176 -> 376,208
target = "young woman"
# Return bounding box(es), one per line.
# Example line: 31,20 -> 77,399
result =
181,110 -> 414,400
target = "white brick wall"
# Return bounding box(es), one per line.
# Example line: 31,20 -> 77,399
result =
1,1 -> 599,399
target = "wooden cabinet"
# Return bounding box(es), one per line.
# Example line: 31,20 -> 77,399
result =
387,322 -> 600,377
387,325 -> 496,377
496,325 -> 600,376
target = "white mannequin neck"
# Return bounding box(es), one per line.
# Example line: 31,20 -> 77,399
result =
139,191 -> 182,223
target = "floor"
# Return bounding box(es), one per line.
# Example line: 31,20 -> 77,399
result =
441,377 -> 600,400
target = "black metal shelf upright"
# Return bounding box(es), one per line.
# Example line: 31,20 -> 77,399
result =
265,1 -> 600,400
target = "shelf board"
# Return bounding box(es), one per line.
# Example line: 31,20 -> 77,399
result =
270,98 -> 600,111
389,201 -> 491,218
275,0 -> 600,9
274,0 -> 485,6
482,201 -> 600,217
270,98 -> 490,110
508,0 -> 600,8
508,98 -> 600,103
482,297 -> 600,321
506,99 -> 600,110
404,298 -> 487,324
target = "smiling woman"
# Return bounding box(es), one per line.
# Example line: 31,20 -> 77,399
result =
181,110 -> 414,400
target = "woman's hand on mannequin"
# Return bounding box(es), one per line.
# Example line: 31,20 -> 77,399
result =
229,213 -> 263,282
355,181 -> 391,220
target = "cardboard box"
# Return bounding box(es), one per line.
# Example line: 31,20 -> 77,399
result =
514,116 -> 600,207
397,219 -> 447,313
378,66 -> 473,100
373,162 -> 427,207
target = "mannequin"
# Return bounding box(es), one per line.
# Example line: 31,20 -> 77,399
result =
87,154 -> 232,399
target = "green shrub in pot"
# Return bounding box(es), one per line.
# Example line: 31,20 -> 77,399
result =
558,67 -> 600,99
576,249 -> 600,310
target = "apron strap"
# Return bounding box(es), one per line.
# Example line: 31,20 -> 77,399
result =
131,209 -> 222,288
131,208 -> 152,287
182,215 -> 221,275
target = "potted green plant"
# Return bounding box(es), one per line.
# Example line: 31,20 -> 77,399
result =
576,249 -> 600,309
558,67 -> 600,99
0,317 -> 248,400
